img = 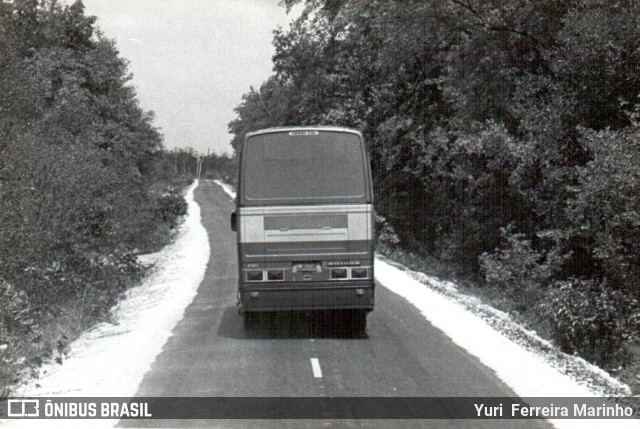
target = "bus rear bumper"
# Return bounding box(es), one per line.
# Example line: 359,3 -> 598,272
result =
238,282 -> 374,313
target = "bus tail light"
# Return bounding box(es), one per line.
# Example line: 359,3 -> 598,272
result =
267,270 -> 284,281
246,271 -> 263,281
351,268 -> 368,279
331,268 -> 348,279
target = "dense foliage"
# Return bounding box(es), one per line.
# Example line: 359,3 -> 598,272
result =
229,0 -> 640,368
0,0 -> 189,394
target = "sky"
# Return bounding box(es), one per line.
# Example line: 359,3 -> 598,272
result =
81,0 -> 301,155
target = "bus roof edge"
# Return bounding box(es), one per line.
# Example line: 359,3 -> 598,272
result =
245,126 -> 362,140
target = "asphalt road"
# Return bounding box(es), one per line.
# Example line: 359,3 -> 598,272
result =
119,180 -> 552,429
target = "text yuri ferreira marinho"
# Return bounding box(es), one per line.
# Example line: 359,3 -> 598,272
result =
475,402 -> 636,418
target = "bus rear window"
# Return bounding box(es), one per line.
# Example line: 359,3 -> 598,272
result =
242,131 -> 367,204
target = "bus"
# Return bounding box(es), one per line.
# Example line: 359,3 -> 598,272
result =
230,127 -> 375,332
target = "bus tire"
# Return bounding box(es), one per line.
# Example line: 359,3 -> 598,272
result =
351,309 -> 367,335
243,312 -> 259,330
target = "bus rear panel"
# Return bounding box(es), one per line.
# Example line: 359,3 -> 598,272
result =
232,127 -> 374,322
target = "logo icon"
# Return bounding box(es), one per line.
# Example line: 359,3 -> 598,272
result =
7,399 -> 40,417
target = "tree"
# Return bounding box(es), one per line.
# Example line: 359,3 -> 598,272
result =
0,1 -> 172,384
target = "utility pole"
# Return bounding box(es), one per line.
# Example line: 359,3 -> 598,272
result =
196,156 -> 203,180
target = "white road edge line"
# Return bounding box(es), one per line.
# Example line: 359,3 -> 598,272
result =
310,358 -> 323,378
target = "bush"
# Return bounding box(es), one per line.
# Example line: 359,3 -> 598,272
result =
155,187 -> 188,228
0,278 -> 41,396
480,225 -> 561,312
374,214 -> 400,255
540,279 -> 640,366
565,125 -> 640,289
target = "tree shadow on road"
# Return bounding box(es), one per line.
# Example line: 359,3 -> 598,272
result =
217,307 -> 369,340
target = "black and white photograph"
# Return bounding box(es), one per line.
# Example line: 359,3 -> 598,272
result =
0,1 -> 639,428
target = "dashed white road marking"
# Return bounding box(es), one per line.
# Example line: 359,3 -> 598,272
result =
310,358 -> 322,378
